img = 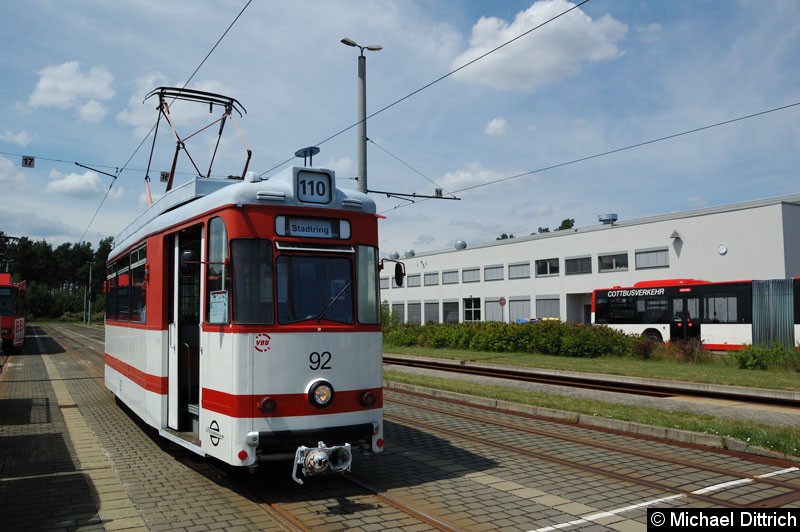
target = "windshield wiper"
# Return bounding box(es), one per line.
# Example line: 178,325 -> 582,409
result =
316,281 -> 352,323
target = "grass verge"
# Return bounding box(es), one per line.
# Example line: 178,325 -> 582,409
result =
384,369 -> 800,458
384,346 -> 800,391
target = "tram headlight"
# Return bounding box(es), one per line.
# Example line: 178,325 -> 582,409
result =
308,380 -> 334,408
360,391 -> 376,407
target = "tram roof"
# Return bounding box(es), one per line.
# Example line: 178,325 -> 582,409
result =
110,166 -> 376,261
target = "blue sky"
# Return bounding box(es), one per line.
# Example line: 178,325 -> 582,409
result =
1,0 -> 798,256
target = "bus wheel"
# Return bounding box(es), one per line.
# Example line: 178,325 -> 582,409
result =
642,329 -> 663,343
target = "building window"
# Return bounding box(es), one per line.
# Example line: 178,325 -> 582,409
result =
379,277 -> 389,289
508,262 -> 530,279
485,299 -> 503,321
407,302 -> 422,324
407,274 -> 421,287
565,256 -> 592,275
535,258 -> 559,277
484,265 -> 504,281
442,270 -> 459,284
464,297 -> 481,322
391,302 -> 404,323
598,252 -> 628,272
424,300 -> 440,323
424,272 -> 439,286
443,300 -> 459,323
536,298 -> 560,319
635,248 -> 669,269
509,298 -> 531,322
462,267 -> 480,283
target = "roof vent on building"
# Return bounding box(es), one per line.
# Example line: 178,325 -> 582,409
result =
404,249 -> 416,258
389,251 -> 400,260
455,240 -> 467,250
598,213 -> 618,225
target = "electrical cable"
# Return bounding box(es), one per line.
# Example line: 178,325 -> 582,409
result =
258,0 -> 592,178
367,138 -> 455,197
381,101 -> 800,213
77,0 -> 253,242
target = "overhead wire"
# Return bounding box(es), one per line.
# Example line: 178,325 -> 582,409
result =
366,138 -> 455,198
258,0 -> 593,177
380,101 -> 800,213
77,0 -> 253,242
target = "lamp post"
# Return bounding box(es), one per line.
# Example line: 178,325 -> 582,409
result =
341,37 -> 381,194
87,261 -> 94,325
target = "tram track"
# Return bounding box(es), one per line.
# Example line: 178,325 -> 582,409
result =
41,323 -> 462,530
383,354 -> 800,409
386,388 -> 800,509
23,323 -> 800,530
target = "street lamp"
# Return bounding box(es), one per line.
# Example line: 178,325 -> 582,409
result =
86,261 -> 94,325
341,37 -> 382,194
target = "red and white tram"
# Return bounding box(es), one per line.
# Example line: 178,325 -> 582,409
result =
0,272 -> 27,351
105,165 -> 384,482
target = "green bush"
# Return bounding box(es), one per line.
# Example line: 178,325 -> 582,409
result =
384,319 -> 634,358
731,343 -> 800,371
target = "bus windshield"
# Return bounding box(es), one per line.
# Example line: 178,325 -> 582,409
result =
277,255 -> 353,324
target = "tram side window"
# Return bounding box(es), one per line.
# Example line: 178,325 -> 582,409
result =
206,217 -> 229,324
356,245 -> 380,324
106,266 -> 118,320
231,239 -> 274,324
130,246 -> 146,323
117,267 -> 130,321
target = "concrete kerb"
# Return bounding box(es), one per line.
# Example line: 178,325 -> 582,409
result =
384,381 -> 800,464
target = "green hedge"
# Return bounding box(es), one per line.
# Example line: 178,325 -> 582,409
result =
383,320 -> 634,358
384,320 -> 800,370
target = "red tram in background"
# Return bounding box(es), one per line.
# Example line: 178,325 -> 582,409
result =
0,272 -> 27,351
105,165 -> 385,482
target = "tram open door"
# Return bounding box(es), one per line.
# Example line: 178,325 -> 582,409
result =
670,295 -> 700,342
168,227 -> 202,440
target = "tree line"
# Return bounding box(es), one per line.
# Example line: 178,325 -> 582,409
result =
0,231 -> 113,320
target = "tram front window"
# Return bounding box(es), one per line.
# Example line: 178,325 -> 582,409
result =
0,288 -> 12,315
277,255 -> 353,324
231,239 -> 274,324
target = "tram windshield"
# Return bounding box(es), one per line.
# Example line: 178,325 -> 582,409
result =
277,255 -> 353,324
0,288 -> 12,315
229,240 -> 379,326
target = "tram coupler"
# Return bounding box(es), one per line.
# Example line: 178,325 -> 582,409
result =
291,441 -> 352,485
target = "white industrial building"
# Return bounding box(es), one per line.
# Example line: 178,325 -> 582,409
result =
380,193 -> 800,325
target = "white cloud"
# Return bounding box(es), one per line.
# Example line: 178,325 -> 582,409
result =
413,233 -> 436,246
0,130 -> 34,147
116,72 -> 170,137
0,207 -> 77,242
451,0 -> 627,91
45,169 -> 112,198
0,156 -> 27,187
323,157 -> 355,177
485,117 -> 508,136
636,22 -> 662,43
28,61 -> 114,121
438,161 -> 509,191
78,100 -> 108,123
